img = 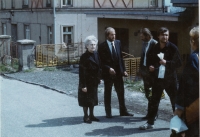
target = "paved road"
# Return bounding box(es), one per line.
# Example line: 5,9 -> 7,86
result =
1,76 -> 172,137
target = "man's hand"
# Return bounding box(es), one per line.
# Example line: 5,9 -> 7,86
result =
149,65 -> 155,72
124,71 -> 128,77
159,59 -> 166,65
82,87 -> 87,92
109,68 -> 116,75
174,109 -> 184,118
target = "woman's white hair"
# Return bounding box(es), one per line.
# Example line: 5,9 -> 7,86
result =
84,35 -> 98,49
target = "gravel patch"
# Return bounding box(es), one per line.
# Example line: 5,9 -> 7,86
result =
3,67 -> 173,121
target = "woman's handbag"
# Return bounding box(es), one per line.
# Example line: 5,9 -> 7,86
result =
185,98 -> 199,125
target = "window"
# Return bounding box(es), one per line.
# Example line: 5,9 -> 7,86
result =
24,25 -> 30,39
149,0 -> 157,7
2,23 -> 6,35
62,26 -> 73,44
12,0 -> 15,8
62,0 -> 73,6
46,0 -> 51,7
47,26 -> 53,44
23,0 -> 29,8
1,0 -> 6,9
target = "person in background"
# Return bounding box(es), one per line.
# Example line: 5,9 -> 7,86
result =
139,28 -> 158,120
78,35 -> 101,124
98,27 -> 133,118
139,27 -> 182,130
174,26 -> 199,137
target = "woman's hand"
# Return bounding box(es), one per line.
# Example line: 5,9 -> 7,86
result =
82,87 -> 87,92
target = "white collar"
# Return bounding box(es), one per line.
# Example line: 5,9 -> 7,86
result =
107,40 -> 114,45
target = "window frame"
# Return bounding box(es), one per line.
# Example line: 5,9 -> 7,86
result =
149,0 -> 158,7
47,26 -> 53,44
22,0 -> 29,8
1,0 -> 6,9
12,0 -> 15,8
46,0 -> 51,7
61,0 -> 73,7
2,23 -> 7,35
24,25 -> 30,39
61,25 -> 74,44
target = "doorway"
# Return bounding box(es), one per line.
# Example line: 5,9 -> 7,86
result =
114,28 -> 129,54
11,24 -> 17,42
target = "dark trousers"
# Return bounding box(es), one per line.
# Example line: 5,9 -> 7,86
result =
140,66 -> 153,100
104,76 -> 127,115
147,79 -> 176,125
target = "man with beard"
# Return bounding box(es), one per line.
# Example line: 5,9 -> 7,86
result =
98,27 -> 133,118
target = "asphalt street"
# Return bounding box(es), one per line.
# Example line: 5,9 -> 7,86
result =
1,76 -> 172,137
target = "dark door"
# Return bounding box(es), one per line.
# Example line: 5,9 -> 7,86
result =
11,24 -> 17,42
114,28 -> 129,53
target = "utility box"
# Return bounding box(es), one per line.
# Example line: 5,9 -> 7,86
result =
17,39 -> 36,71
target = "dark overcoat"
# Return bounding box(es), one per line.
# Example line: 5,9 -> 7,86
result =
149,41 -> 182,88
78,50 -> 101,107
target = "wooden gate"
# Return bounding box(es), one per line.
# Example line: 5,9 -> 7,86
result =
36,43 -> 83,67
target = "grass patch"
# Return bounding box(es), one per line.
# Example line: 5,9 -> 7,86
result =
43,67 -> 56,71
0,64 -> 17,73
124,79 -> 144,92
24,68 -> 34,73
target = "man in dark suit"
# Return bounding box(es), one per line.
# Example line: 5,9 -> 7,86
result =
139,28 -> 157,120
139,27 -> 182,130
98,27 -> 133,118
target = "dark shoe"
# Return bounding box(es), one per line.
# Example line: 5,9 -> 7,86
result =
83,116 -> 92,124
120,111 -> 134,116
90,116 -> 100,122
106,114 -> 112,118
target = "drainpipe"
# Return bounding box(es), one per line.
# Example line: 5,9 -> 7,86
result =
53,0 -> 56,44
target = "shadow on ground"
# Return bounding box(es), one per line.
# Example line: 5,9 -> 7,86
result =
25,116 -> 147,128
85,126 -> 169,136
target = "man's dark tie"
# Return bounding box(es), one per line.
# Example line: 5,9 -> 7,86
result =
111,42 -> 118,61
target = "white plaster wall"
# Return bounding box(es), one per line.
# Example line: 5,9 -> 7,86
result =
55,13 -> 97,44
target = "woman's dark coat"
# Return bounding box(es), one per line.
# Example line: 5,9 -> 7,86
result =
175,49 -> 199,136
78,50 -> 101,107
176,49 -> 199,108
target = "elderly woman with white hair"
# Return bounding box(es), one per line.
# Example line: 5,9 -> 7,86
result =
78,35 -> 101,124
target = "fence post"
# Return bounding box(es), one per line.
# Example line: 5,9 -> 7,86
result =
17,39 -> 36,71
0,35 -> 11,64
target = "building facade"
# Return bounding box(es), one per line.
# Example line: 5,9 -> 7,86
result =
0,0 -> 198,58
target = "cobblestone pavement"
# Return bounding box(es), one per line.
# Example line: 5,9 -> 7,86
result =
4,67 -> 173,121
